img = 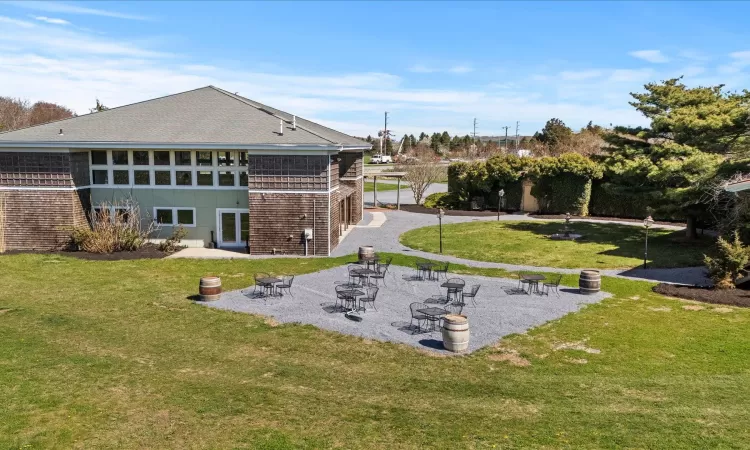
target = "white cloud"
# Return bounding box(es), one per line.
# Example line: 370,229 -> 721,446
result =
4,1 -> 150,21
559,70 -> 603,81
629,50 -> 669,63
680,66 -> 706,77
0,18 -> 169,58
0,15 -> 672,136
408,64 -> 436,73
718,51 -> 750,74
448,65 -> 473,74
32,15 -> 70,25
0,15 -> 34,27
609,68 -> 655,82
408,64 -> 474,74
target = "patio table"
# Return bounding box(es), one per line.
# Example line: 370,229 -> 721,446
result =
358,256 -> 380,270
257,277 -> 282,297
440,281 -> 465,302
339,288 -> 365,316
416,262 -> 437,280
416,306 -> 448,331
352,268 -> 378,287
520,274 -> 545,295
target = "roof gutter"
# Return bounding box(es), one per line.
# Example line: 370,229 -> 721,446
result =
0,141 -> 370,151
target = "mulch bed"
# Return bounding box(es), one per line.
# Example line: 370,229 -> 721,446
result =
400,204 -> 505,217
4,244 -> 171,261
530,214 -> 686,227
653,283 -> 750,308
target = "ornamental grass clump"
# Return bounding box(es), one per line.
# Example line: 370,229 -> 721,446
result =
70,200 -> 156,253
704,232 -> 750,289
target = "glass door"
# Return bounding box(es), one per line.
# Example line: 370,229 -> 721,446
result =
217,209 -> 249,248
220,212 -> 237,244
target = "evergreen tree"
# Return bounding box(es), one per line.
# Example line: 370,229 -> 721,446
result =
536,118 -> 573,148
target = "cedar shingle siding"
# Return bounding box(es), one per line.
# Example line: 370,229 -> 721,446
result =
2,189 -> 90,250
248,192 -> 329,255
0,151 -> 90,250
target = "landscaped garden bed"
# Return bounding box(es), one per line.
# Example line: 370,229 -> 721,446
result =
400,203 -> 502,216
653,283 -> 750,307
5,243 -> 170,261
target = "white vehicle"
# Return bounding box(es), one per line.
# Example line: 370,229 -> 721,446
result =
370,154 -> 393,164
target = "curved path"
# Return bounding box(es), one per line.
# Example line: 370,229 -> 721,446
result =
332,210 -> 709,286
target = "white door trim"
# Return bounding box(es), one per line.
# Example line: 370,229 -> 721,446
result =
216,208 -> 249,248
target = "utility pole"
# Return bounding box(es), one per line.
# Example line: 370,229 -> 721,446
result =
501,126 -> 510,150
382,112 -> 388,155
515,121 -> 520,150
473,118 -> 478,140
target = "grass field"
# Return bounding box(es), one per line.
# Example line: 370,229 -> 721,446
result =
400,220 -> 714,269
363,181 -> 408,193
1,253 -> 749,448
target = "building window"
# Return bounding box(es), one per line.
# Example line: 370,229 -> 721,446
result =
154,151 -> 170,165
177,209 -> 195,225
134,170 -> 150,185
239,151 -> 248,166
154,207 -> 196,227
112,151 -> 129,165
239,171 -> 247,186
113,170 -> 129,185
175,151 -> 191,166
154,171 -> 171,185
91,151 -> 107,165
218,151 -> 234,166
133,151 -> 149,165
196,151 -> 213,166
176,171 -> 192,186
218,171 -> 235,186
197,171 -> 213,186
92,170 -> 108,184
155,208 -> 173,225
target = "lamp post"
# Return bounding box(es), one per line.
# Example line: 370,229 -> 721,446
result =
643,215 -> 654,269
497,189 -> 505,221
438,207 -> 445,253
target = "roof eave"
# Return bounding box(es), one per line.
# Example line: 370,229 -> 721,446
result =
726,180 -> 750,192
0,141 -> 360,151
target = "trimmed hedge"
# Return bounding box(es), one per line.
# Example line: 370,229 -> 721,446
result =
447,155 -> 531,211
528,153 -> 602,215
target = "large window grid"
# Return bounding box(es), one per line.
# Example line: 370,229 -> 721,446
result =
89,150 -> 249,189
247,155 -> 329,190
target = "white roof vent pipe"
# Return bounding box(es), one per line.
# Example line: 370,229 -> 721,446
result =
279,119 -> 283,136
292,115 -> 297,130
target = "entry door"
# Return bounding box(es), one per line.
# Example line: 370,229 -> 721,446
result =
217,209 -> 249,248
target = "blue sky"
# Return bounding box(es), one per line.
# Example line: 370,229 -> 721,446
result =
1,1 -> 749,137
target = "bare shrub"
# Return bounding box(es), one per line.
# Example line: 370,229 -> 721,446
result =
158,225 -> 188,253
70,200 -> 157,253
396,159 -> 445,205
0,97 -> 75,132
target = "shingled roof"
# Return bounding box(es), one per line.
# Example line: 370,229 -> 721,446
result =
0,86 -> 369,149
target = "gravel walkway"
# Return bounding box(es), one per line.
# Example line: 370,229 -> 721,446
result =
206,265 -> 611,354
333,210 -> 709,285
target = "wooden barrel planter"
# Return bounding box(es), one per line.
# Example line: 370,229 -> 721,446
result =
199,276 -> 222,302
442,314 -> 470,352
358,246 -> 375,261
579,270 -> 601,295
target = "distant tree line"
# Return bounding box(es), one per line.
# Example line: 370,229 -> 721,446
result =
0,97 -> 76,132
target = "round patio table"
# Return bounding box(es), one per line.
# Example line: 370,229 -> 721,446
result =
520,274 -> 545,295
416,262 -> 437,280
257,277 -> 281,297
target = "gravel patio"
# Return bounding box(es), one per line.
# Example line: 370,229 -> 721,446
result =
204,264 -> 611,354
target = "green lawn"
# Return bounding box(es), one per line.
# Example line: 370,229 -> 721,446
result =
363,181 -> 408,192
1,253 -> 749,448
400,220 -> 714,269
